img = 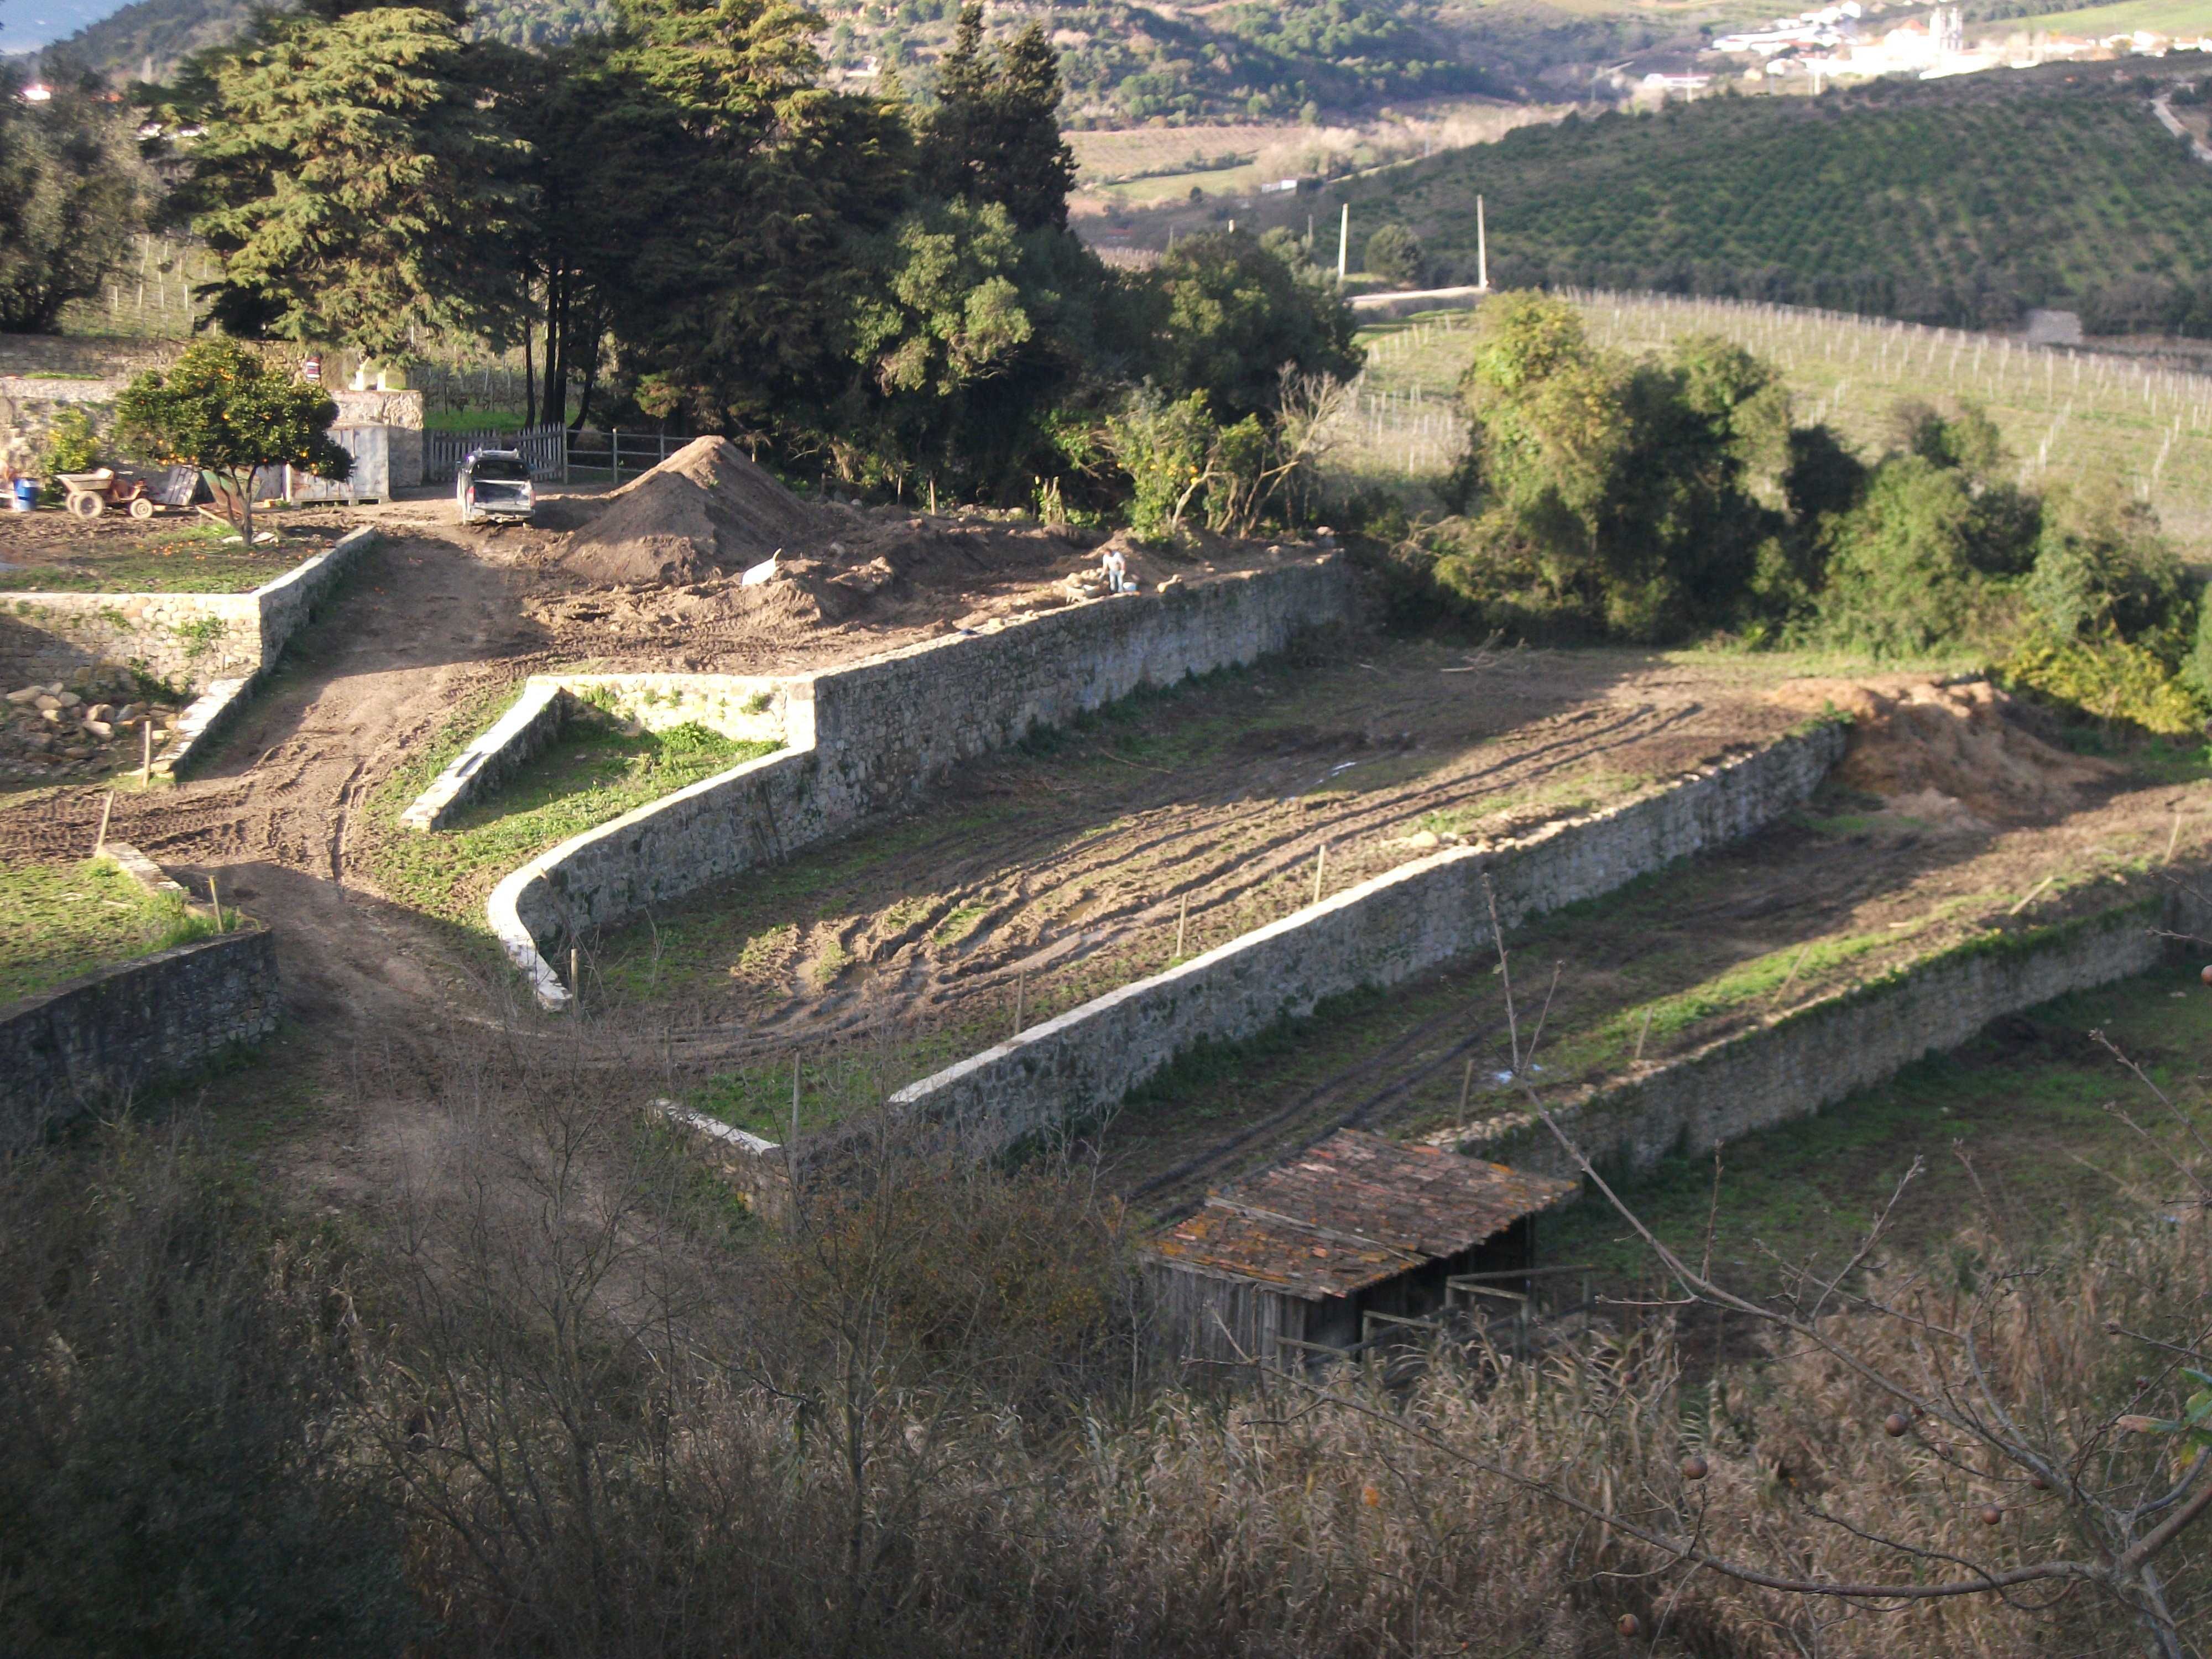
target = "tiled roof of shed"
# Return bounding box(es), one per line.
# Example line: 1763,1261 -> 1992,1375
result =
1147,1129 -> 1577,1301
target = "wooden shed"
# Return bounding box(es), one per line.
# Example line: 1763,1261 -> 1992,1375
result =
1145,1129 -> 1577,1371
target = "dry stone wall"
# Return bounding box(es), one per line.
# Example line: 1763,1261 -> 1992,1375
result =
0,928 -> 280,1150
882,724 -> 1847,1155
5,590 -> 264,687
3,525 -> 376,699
491,557 -> 1353,1004
1463,881 -> 2212,1182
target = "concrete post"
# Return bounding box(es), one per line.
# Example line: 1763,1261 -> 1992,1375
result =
1337,202 -> 1349,283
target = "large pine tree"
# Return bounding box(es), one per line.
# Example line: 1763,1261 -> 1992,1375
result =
159,5 -> 521,361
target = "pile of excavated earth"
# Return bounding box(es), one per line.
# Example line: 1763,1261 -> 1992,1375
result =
1,664 -> 182,784
514,436 -> 1286,673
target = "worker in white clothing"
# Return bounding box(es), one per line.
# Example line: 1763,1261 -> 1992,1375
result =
1101,545 -> 1130,594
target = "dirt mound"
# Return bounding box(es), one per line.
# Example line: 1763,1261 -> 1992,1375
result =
1768,676 -> 2117,825
559,436 -> 828,586
531,510 -> 1155,671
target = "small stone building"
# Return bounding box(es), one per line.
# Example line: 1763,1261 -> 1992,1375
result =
1145,1128 -> 1577,1370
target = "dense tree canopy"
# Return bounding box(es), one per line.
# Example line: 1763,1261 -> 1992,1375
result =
1138,229 -> 1362,424
1437,293 -> 1788,639
118,0 -> 1363,520
920,6 -> 1077,232
0,60 -> 147,333
160,5 -> 521,359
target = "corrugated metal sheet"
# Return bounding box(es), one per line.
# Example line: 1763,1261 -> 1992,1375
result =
1149,1129 -> 1575,1302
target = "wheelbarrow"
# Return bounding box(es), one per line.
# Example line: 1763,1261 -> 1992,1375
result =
56,469 -> 158,520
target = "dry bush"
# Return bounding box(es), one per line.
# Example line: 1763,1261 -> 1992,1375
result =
0,1122 -> 416,1658
13,1015 -> 2200,1658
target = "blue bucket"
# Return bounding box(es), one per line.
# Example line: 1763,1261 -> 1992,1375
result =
11,477 -> 37,512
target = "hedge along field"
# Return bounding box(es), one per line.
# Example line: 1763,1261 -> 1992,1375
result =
1297,65 -> 2212,327
1329,293 -> 2212,553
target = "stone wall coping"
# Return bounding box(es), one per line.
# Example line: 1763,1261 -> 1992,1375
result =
97,840 -> 189,901
0,375 -> 129,400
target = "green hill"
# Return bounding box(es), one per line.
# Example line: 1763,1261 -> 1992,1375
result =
1313,66 -> 2212,331
47,0 -> 1744,120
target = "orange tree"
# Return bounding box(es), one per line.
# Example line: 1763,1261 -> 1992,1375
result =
114,338 -> 350,542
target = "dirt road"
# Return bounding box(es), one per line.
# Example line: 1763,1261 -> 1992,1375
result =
0,521 -> 536,1062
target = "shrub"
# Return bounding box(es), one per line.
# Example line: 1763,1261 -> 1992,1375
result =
1364,222 -> 1425,286
41,406 -> 103,474
2024,480 -> 2191,652
2002,627 -> 2207,737
1107,390 -> 1216,542
0,1128 -> 416,1658
1815,455 -> 1988,656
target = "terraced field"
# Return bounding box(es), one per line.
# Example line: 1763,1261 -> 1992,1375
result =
1108,751 -> 2212,1215
586,639 -> 1815,1137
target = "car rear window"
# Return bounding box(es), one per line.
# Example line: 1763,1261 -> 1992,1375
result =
472,456 -> 531,482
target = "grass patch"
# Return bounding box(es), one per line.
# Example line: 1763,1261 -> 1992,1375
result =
366,692 -> 778,925
0,857 -> 218,1003
686,1026 -> 993,1139
1543,967 -> 2212,1288
1416,764 -> 1640,837
421,407 -> 531,432
0,519 -> 325,593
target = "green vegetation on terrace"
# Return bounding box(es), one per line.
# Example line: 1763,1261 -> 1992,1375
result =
0,857 -> 218,1004
1312,67 -> 2212,330
364,693 -> 778,926
1543,966 -> 2212,1287
0,519 -> 327,593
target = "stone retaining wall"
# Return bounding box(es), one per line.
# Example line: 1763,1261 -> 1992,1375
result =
4,525 -> 377,700
0,928 -> 281,1150
1461,881 -> 2212,1183
489,556 -> 1353,1004
880,723 -> 1847,1156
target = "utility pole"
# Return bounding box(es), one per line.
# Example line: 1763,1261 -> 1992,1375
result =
1337,202 -> 1350,284
1477,194 -> 1489,292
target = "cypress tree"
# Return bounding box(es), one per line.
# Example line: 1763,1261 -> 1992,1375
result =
920,7 -> 1076,232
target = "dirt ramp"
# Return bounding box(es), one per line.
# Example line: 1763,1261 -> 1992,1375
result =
560,436 -> 827,586
1769,676 -> 2116,825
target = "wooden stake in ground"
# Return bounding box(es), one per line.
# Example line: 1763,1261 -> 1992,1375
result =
1457,1058 -> 1474,1134
1312,843 -> 1327,906
208,875 -> 222,933
790,1058 -> 800,1146
569,946 -> 580,1010
93,791 -> 114,858
2167,810 -> 2184,865
1014,969 -> 1025,1037
1633,1005 -> 1654,1066
141,720 -> 153,785
1175,892 -> 1189,960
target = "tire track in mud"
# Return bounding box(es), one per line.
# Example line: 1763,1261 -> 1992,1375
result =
627,694 -> 1759,1060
